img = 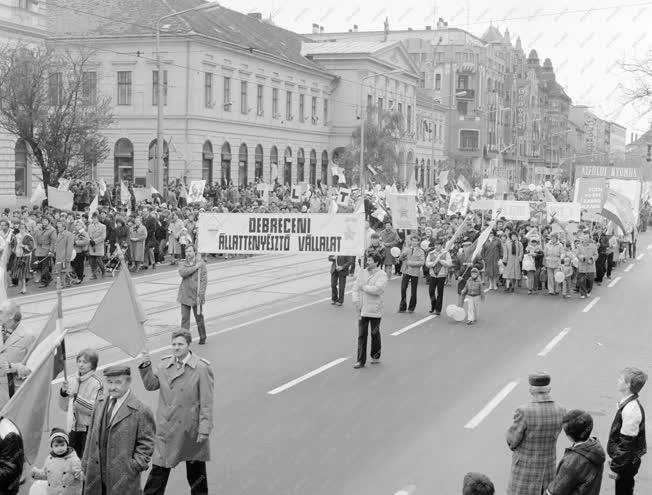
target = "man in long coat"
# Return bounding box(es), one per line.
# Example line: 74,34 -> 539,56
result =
138,330 -> 214,495
506,373 -> 566,495
82,365 -> 155,495
0,302 -> 34,408
87,213 -> 107,279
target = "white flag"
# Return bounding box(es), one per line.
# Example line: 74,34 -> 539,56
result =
98,178 -> 107,195
89,195 -> 98,218
120,181 -> 130,205
30,183 -> 46,204
57,178 -> 71,191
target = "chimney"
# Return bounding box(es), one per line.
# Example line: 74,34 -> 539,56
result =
353,24 -> 358,32
248,12 -> 262,20
425,25 -> 431,30
320,26 -> 324,33
312,23 -> 319,34
408,27 -> 413,31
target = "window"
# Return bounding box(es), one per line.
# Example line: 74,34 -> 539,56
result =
204,73 -> 213,108
152,70 -> 168,106
457,100 -> 468,115
255,145 -> 264,179
419,72 -> 426,88
272,88 -> 279,118
257,85 -> 264,115
202,141 -> 213,183
286,91 -> 292,120
398,102 -> 403,115
117,71 -> 132,105
48,72 -> 63,106
367,94 -> 372,120
223,77 -> 231,110
435,74 -> 441,90
240,81 -> 248,114
18,0 -> 29,9
457,75 -> 469,90
14,140 -> 27,197
323,98 -> 328,124
459,130 -> 479,150
114,138 -> 134,183
299,94 -> 305,122
82,72 -> 97,105
377,97 -> 383,126
311,96 -> 317,123
389,100 -> 393,111
407,105 -> 412,133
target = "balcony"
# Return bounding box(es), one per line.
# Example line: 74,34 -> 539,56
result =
456,89 -> 475,100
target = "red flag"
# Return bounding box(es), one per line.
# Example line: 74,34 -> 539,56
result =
24,306 -> 65,380
87,267 -> 147,357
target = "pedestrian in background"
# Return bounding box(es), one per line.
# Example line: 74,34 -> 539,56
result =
88,212 -> 107,279
461,267 -> 484,325
379,221 -> 400,279
608,367 -> 647,495
425,238 -> 452,316
506,373 -> 567,495
352,253 -> 388,369
398,233 -> 425,313
329,255 -> 353,306
138,330 -> 215,495
81,365 -> 155,495
178,244 -> 207,344
59,348 -> 103,458
545,409 -> 605,495
463,472 -> 495,495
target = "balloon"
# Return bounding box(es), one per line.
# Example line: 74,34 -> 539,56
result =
446,304 -> 466,322
390,247 -> 401,257
420,240 -> 430,251
536,185 -> 542,192
554,271 -> 565,284
545,181 -> 552,188
528,184 -> 536,191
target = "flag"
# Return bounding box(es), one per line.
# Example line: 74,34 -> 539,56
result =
89,195 -> 98,218
24,306 -> 63,371
602,188 -> 636,234
151,186 -> 160,196
544,188 -> 557,203
271,163 -> 278,182
328,198 -> 338,215
47,186 -> 73,210
179,182 -> 188,199
57,178 -> 71,191
0,332 -> 64,463
30,183 -> 46,204
406,170 -> 418,194
438,170 -> 449,186
98,178 -> 107,196
354,198 -> 365,215
471,219 -> 497,261
366,164 -> 378,176
120,181 -> 130,205
456,175 -> 472,193
87,266 -> 147,357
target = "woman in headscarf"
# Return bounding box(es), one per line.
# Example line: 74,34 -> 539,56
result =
10,223 -> 33,294
503,232 -> 523,293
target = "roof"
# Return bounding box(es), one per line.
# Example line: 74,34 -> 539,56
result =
301,40 -> 398,56
481,25 -> 504,44
48,0 -> 324,71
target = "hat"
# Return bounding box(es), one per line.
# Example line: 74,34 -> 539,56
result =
462,237 -> 472,245
470,267 -> 479,273
49,427 -> 69,446
103,365 -> 131,377
528,372 -> 551,387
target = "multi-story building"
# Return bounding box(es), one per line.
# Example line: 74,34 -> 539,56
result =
608,121 -> 626,163
0,0 -> 47,204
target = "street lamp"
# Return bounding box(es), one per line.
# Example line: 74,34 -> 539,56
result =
155,2 -> 219,192
359,68 -> 402,191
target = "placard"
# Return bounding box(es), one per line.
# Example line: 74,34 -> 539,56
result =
447,191 -> 470,216
574,178 -> 606,215
197,213 -> 365,255
546,202 -> 581,223
188,180 -> 206,203
387,193 -> 418,229
491,200 -> 531,220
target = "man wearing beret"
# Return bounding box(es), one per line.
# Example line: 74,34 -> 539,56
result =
138,330 -> 214,495
82,365 -> 155,495
506,373 -> 567,495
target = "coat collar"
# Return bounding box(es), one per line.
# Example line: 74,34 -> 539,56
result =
164,351 -> 197,369
102,390 -> 140,428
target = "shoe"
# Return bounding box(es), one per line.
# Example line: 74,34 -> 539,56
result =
466,320 -> 474,325
528,290 -> 532,295
596,282 -> 602,286
580,295 -> 587,299
91,275 -> 98,280
398,309 -> 406,313
353,362 -> 364,369
435,312 -> 441,316
429,309 -> 435,314
335,302 -> 343,306
198,340 -> 206,345
408,309 -> 414,313
331,301 -> 336,305
371,357 -> 380,364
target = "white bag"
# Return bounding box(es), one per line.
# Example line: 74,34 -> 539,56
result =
29,480 -> 48,495
522,254 -> 535,272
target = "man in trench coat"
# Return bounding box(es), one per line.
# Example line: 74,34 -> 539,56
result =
506,373 -> 566,495
138,329 -> 214,495
82,365 -> 155,495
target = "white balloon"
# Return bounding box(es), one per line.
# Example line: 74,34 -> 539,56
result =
420,240 -> 430,251
536,185 -> 543,192
528,184 -> 536,191
390,247 -> 401,257
545,181 -> 552,188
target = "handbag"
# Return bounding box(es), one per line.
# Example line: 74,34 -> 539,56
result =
522,254 -> 535,271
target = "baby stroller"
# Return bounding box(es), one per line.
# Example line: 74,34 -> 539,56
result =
105,242 -> 130,276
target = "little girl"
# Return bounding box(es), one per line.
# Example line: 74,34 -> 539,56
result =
560,256 -> 574,299
461,267 -> 485,325
31,428 -> 83,494
178,228 -> 193,259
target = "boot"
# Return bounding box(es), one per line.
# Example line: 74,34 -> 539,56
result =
196,313 -> 207,344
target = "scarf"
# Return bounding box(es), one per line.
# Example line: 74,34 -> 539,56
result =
511,240 -> 516,255
51,447 -> 73,458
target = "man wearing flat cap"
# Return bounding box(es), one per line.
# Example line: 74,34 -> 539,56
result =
82,365 -> 155,495
506,373 -> 566,495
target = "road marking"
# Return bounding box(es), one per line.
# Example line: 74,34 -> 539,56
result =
624,264 -> 634,272
464,381 -> 519,429
484,288 -> 491,293
582,297 -> 600,313
267,358 -> 348,395
608,277 -> 622,288
647,244 -> 652,250
391,315 -> 437,336
537,328 -> 571,357
53,291 -> 350,384
394,485 -> 417,495
637,253 -> 645,260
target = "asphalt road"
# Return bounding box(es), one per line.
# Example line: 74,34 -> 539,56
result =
21,236 -> 652,494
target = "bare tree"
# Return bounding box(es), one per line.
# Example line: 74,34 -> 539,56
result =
0,44 -> 113,190
618,56 -> 652,120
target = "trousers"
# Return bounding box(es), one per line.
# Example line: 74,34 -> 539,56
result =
330,270 -> 347,304
614,457 -> 641,495
428,276 -> 446,313
466,295 -> 481,321
595,253 -> 607,282
399,274 -> 419,311
357,317 -> 381,365
181,304 -> 207,342
143,461 -> 208,495
89,255 -> 106,277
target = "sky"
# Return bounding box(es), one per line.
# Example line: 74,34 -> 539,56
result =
218,0 -> 652,141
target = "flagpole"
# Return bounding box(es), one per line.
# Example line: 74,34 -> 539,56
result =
56,275 -> 68,382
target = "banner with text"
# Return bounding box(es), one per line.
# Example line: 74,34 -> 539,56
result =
197,213 -> 366,255
546,202 -> 581,223
574,177 -> 606,219
491,200 -> 531,220
387,193 -> 419,229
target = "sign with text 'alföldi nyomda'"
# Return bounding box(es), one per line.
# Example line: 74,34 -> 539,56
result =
197,213 -> 366,255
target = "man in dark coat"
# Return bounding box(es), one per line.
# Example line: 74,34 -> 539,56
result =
138,330 -> 214,495
0,417 -> 23,495
546,410 -> 605,495
506,373 -> 567,495
329,255 -> 354,306
607,367 -> 647,495
82,365 -> 155,495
